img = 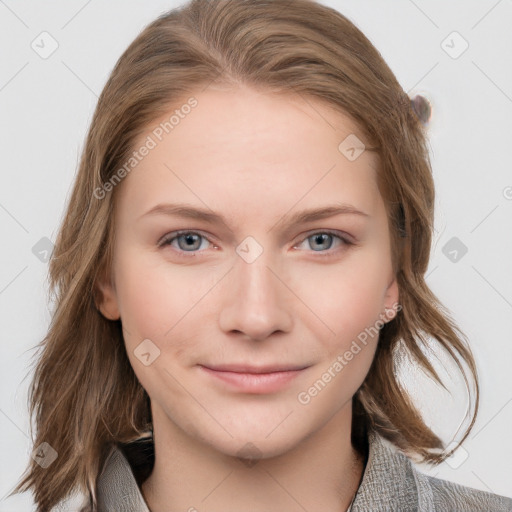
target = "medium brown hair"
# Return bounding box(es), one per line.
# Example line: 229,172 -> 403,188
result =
13,0 -> 479,509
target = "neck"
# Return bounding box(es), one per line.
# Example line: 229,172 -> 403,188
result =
141,403 -> 366,512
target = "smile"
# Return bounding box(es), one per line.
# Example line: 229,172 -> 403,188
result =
198,365 -> 309,394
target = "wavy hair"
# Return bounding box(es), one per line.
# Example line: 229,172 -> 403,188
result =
12,0 -> 478,509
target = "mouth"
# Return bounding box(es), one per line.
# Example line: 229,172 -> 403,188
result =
198,363 -> 310,394
201,363 -> 310,373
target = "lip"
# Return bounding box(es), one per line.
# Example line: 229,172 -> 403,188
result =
199,364 -> 309,394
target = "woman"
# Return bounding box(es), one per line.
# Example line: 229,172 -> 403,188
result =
12,0 -> 512,510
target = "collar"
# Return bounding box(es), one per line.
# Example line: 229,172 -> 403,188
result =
95,428 -> 425,511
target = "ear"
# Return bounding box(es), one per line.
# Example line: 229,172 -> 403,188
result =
94,273 -> 120,321
382,275 -> 400,322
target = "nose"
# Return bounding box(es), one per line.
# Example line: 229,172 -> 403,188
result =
218,248 -> 293,342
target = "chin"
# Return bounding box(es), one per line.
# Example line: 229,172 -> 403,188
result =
215,432 -> 304,462
189,414 -> 313,462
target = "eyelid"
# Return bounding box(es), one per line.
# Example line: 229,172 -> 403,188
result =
158,229 -> 215,247
296,228 -> 355,245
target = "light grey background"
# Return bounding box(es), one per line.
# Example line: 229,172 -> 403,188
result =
1,0 -> 511,509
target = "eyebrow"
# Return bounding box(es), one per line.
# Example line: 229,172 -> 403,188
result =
138,202 -> 370,231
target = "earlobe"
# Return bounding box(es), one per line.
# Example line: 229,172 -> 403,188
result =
95,275 -> 121,321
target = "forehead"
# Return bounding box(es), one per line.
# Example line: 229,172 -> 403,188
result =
115,85 -> 382,224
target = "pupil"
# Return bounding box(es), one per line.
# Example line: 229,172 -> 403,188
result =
313,233 -> 331,250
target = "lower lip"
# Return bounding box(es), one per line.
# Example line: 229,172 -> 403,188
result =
199,366 -> 307,394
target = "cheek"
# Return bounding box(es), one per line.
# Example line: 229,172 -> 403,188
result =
114,249 -> 197,335
295,260 -> 385,405
114,250 -> 215,377
116,256 -> 204,402
292,251 -> 390,344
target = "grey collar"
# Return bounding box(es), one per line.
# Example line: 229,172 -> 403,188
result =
96,429 -> 400,511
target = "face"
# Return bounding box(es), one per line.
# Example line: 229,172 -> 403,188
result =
97,84 -> 399,459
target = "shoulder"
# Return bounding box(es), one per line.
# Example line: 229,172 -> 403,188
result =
50,443 -> 151,512
49,489 -> 90,512
96,444 -> 151,511
414,469 -> 512,512
351,429 -> 512,511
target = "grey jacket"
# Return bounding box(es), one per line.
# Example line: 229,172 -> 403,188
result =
53,429 -> 512,511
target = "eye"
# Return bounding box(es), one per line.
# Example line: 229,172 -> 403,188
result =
158,231 -> 213,256
294,230 -> 353,255
158,229 -> 353,258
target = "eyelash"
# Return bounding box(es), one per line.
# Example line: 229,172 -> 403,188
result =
158,229 -> 354,259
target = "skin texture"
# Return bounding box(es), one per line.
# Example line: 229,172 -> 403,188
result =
97,84 -> 399,512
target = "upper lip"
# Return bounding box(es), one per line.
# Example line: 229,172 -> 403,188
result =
200,364 -> 309,374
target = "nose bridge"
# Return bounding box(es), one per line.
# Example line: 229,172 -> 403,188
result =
218,238 -> 292,340
237,249 -> 277,304
234,235 -> 278,297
